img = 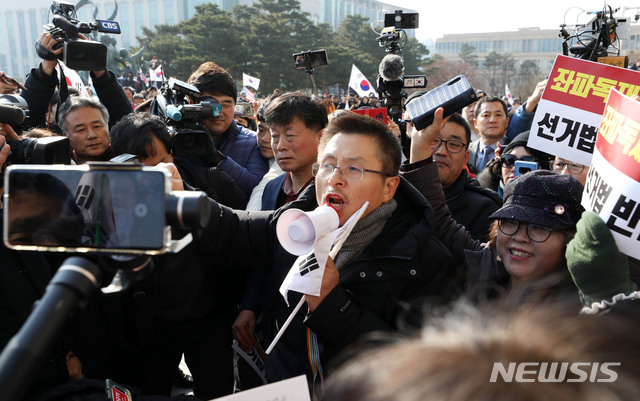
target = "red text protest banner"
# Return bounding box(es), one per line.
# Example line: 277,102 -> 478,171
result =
582,89 -> 640,259
529,55 -> 640,166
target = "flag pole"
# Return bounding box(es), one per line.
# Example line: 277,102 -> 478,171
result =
265,295 -> 306,355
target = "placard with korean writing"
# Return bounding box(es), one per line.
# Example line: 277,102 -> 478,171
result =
529,55 -> 640,166
582,89 -> 640,259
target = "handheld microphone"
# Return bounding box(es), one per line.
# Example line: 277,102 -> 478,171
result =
379,54 -> 404,82
0,104 -> 26,127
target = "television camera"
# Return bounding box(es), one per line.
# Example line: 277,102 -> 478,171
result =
372,10 -> 427,157
36,1 -> 121,71
150,77 -> 223,167
0,95 -> 71,174
559,5 -> 631,64
374,11 -> 427,123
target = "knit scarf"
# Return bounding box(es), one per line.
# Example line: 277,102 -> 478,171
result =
333,199 -> 398,270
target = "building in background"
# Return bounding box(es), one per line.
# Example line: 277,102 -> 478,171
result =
0,0 -> 414,79
434,24 -> 640,74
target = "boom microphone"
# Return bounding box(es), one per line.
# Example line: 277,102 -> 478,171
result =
379,54 -> 404,82
0,104 -> 26,127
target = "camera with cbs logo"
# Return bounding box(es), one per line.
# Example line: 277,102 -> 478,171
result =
36,0 -> 121,71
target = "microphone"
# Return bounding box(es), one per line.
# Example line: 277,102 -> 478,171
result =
379,54 -> 404,82
0,104 -> 26,127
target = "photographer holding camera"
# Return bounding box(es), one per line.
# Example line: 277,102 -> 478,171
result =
187,62 -> 268,197
20,30 -> 131,145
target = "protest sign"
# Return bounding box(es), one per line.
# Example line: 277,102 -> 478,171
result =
529,55 -> 640,166
582,89 -> 640,259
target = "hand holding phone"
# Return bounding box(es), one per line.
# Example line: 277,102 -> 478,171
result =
0,72 -> 27,93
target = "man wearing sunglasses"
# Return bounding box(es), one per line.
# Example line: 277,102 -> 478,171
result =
188,62 -> 269,197
430,113 -> 502,241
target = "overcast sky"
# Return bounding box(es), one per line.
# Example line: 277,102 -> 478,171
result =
383,1 -> 640,42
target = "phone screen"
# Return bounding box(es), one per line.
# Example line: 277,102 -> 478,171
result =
3,165 -> 169,253
514,160 -> 539,177
292,50 -> 328,70
384,12 -> 419,29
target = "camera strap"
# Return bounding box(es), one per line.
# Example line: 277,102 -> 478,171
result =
56,64 -> 70,125
35,41 -> 59,61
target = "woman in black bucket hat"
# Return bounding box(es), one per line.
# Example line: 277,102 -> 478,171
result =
403,112 -> 589,306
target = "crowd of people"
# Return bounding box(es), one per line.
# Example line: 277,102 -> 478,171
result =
1,29 -> 640,401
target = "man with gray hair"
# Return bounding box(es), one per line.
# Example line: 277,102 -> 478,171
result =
57,96 -> 114,164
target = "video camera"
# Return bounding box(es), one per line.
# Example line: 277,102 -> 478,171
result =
0,95 -> 71,171
36,0 -> 121,71
374,10 -> 427,125
150,78 -> 222,167
3,163 -> 211,255
559,5 -> 630,63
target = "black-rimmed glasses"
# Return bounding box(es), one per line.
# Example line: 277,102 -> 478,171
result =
311,162 -> 388,181
430,138 -> 467,154
552,161 -> 585,174
498,219 -> 554,243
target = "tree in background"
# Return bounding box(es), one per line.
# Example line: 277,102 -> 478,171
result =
424,59 -> 483,91
135,1 -> 431,95
459,43 -> 478,67
512,60 -> 542,101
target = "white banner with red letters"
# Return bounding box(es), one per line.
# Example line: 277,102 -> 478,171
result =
582,89 -> 640,259
529,55 -> 640,166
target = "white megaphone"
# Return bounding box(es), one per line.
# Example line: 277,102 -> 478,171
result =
276,204 -> 340,255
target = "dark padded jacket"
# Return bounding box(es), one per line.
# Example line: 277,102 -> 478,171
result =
199,177 -> 459,383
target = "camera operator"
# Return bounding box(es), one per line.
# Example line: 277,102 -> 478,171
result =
20,31 -> 132,135
109,112 -> 244,398
187,62 -> 268,197
110,113 -> 246,209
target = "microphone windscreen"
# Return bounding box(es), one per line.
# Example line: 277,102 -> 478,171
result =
379,54 -> 404,82
0,104 -> 25,127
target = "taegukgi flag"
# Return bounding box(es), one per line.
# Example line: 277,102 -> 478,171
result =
57,62 -> 88,96
505,84 -> 514,106
243,73 -> 261,90
349,64 -> 374,98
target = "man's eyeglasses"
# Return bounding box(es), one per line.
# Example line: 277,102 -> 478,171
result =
311,162 -> 389,181
498,219 -> 554,243
430,138 -> 467,154
500,154 -> 533,169
552,160 -> 585,174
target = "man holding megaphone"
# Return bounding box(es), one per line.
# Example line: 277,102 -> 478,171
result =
199,113 -> 459,393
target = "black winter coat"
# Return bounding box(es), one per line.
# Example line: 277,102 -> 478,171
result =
443,170 -> 502,242
200,176 -> 459,383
